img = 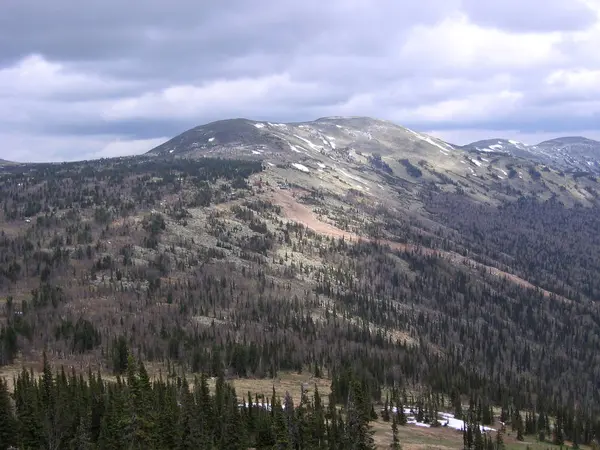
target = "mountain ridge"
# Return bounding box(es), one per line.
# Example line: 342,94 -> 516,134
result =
462,134 -> 600,174
148,117 -> 600,173
3,116 -> 600,440
147,116 -> 600,209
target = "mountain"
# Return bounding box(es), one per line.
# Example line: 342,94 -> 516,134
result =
533,136 -> 600,172
463,135 -> 600,175
148,116 -> 458,162
3,117 -> 600,448
460,138 -> 532,157
149,116 -> 600,208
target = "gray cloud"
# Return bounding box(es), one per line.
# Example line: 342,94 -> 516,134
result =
461,0 -> 597,32
1,0 -> 600,162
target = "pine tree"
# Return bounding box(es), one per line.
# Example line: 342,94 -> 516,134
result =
221,387 -> 248,450
390,414 -> 401,450
177,377 -> 204,450
346,379 -> 376,450
155,378 -> 178,449
308,384 -> 326,449
0,378 -> 17,450
553,413 -> 564,446
515,411 -> 525,441
382,393 -> 390,422
495,430 -> 504,450
453,390 -> 463,420
273,397 -> 291,450
396,398 -> 407,426
474,423 -> 484,450
70,415 -> 94,450
112,336 -> 129,375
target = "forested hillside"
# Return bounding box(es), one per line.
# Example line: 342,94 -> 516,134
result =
1,152 -> 600,449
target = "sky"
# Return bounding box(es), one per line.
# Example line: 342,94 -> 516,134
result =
2,0 -> 600,162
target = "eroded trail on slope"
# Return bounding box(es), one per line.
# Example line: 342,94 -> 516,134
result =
271,189 -> 567,301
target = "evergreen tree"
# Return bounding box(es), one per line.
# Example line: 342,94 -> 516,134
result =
515,411 -> 525,441
495,430 -> 504,450
390,414 -> 401,450
346,379 -> 376,450
220,387 -> 248,450
273,397 -> 291,450
553,413 -> 565,446
382,393 -> 390,422
0,378 -> 17,450
112,336 -> 129,375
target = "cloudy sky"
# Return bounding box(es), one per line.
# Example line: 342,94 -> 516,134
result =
2,0 -> 600,162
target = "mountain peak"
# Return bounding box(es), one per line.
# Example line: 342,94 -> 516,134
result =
536,136 -> 600,146
462,134 -> 600,173
146,115 -> 452,161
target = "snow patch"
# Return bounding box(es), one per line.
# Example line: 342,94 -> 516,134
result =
208,137 -> 215,142
239,401 -> 284,411
317,162 -> 326,169
336,167 -> 368,185
254,123 -> 265,129
169,149 -> 174,154
406,128 -> 452,155
293,134 -> 322,152
267,162 -> 275,167
508,139 -> 521,146
439,413 -> 495,432
292,163 -> 310,173
489,144 -> 503,150
325,136 -> 336,149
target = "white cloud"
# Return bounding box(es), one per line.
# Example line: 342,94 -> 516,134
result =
403,90 -> 524,123
101,73 -> 322,121
545,69 -> 600,94
0,54 -> 133,98
1,133 -> 167,163
399,13 -> 563,74
89,137 -> 168,160
3,1 -> 600,161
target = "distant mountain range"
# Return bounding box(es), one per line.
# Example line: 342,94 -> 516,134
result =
148,117 -> 600,175
460,136 -> 600,174
146,116 -> 600,208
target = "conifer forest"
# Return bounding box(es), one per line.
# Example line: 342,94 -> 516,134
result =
1,155 -> 600,449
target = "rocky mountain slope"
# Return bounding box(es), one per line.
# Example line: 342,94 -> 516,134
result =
3,116 -> 600,445
462,135 -> 600,175
149,116 -> 600,208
